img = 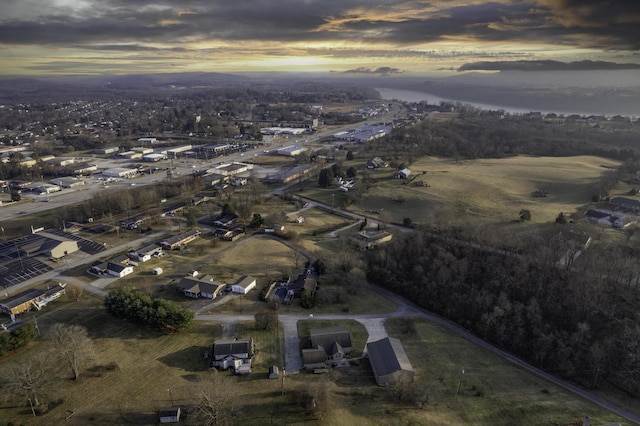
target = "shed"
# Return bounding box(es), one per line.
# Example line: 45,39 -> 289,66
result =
231,275 -> 257,295
269,365 -> 280,379
367,337 -> 414,386
153,267 -> 163,275
159,407 -> 181,423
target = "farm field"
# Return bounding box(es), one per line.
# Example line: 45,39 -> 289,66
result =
341,155 -> 621,226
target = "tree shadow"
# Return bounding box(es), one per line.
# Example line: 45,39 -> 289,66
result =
159,345 -> 211,372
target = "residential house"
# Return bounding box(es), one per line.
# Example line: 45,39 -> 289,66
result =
213,214 -> 239,229
177,275 -> 225,299
367,337 -> 414,386
0,283 -> 66,319
609,197 -> 640,212
210,338 -> 254,374
221,228 -> 245,242
288,271 -> 318,297
302,326 -> 352,369
160,229 -> 201,250
107,262 -> 134,278
351,230 -> 393,250
367,157 -> 388,169
129,243 -> 163,262
393,168 -> 411,179
585,209 -> 633,228
231,276 -> 257,295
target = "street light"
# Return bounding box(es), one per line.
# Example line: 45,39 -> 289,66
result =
168,388 -> 174,406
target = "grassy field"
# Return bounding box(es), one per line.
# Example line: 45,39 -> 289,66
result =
308,155 -> 621,226
0,296 -> 631,425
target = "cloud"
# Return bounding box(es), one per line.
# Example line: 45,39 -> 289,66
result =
458,60 -> 640,72
0,1 -> 639,75
343,66 -> 403,75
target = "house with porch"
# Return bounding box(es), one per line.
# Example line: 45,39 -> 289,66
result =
302,326 -> 352,369
210,338 -> 253,374
177,275 -> 225,299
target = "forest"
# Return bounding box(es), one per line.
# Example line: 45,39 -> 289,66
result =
362,106 -> 640,397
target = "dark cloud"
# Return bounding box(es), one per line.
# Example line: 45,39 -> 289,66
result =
458,60 -> 640,72
0,0 -> 638,71
343,67 -> 403,75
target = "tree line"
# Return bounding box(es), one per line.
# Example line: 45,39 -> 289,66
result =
104,288 -> 194,332
366,224 -> 640,396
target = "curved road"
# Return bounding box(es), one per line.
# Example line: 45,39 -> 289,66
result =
196,284 -> 640,425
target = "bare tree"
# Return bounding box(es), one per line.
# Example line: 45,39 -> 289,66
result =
0,351 -> 58,408
194,370 -> 235,426
65,282 -> 84,302
255,309 -> 278,331
48,323 -> 95,380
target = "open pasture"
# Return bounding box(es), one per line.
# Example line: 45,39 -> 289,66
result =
352,155 -> 620,225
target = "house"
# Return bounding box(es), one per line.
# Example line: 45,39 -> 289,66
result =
177,275 -> 225,299
302,326 -> 352,369
120,216 -> 144,230
129,243 -> 162,262
210,338 -> 254,374
367,157 -> 388,169
609,197 -> 640,212
393,168 -> 411,179
160,229 -> 201,250
351,230 -> 393,250
231,275 -> 257,295
288,271 -> 318,297
367,337 -> 414,386
213,214 -> 239,229
221,228 -> 245,242
159,407 -> 181,423
107,262 -> 134,278
310,326 -> 352,353
585,209 -> 633,228
0,283 -> 66,319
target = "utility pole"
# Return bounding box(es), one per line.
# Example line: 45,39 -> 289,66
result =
456,367 -> 465,397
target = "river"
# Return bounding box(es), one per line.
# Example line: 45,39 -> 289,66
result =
375,87 -> 541,115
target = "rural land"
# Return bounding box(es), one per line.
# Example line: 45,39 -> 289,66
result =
1,74 -> 640,425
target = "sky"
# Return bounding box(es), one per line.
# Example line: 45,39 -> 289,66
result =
0,0 -> 638,76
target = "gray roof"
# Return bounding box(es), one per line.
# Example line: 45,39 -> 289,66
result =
232,275 -> 256,289
212,338 -> 252,356
367,337 -> 413,378
310,326 -> 351,350
0,289 -> 43,309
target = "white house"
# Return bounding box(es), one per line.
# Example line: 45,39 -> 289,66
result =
393,168 -> 411,179
107,262 -> 134,278
231,275 -> 257,295
211,338 -> 253,373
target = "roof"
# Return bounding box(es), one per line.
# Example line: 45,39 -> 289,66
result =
302,346 -> 328,365
367,337 -> 413,378
212,338 -> 252,356
232,275 -> 256,289
309,326 -> 351,350
161,229 -> 201,246
0,289 -> 43,309
107,262 -> 130,273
